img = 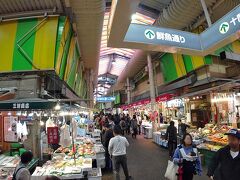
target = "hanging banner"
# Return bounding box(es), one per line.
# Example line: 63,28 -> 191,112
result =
47,127 -> 59,144
156,94 -> 174,102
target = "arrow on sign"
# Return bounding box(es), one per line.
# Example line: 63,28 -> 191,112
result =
221,24 -> 228,32
219,22 -> 229,34
145,29 -> 155,39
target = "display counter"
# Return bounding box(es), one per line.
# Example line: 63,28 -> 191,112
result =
32,136 -> 104,179
0,155 -> 38,179
32,166 -> 102,180
153,131 -> 168,148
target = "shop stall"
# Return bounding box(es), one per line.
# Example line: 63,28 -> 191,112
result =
32,136 -> 104,179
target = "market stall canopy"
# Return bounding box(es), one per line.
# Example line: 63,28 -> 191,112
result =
0,98 -> 57,110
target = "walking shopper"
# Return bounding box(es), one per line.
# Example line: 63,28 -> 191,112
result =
131,115 -> 138,139
120,118 -> 126,136
137,114 -> 142,135
108,125 -> 131,180
126,114 -> 131,135
207,129 -> 240,180
159,113 -> 164,123
178,119 -> 190,138
173,133 -> 202,180
166,121 -> 177,158
102,123 -> 114,171
13,151 -> 33,180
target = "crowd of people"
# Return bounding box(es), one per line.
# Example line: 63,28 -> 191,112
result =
95,113 -> 143,139
94,113 -> 144,180
165,119 -> 240,180
95,113 -> 240,180
12,113 -> 240,180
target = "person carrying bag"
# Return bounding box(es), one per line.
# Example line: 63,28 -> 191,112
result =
173,133 -> 202,180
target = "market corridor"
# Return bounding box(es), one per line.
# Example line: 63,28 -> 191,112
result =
103,135 -> 207,180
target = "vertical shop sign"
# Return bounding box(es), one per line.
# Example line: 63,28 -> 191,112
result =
4,116 -> 18,142
47,127 -> 59,144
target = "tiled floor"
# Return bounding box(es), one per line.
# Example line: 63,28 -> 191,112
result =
102,135 -> 208,180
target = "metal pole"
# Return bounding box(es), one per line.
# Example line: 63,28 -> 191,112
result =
147,54 -> 156,109
200,0 -> 212,27
147,53 -> 156,134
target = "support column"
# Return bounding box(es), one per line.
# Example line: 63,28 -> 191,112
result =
147,53 -> 156,133
200,0 -> 212,27
126,78 -> 131,105
89,69 -> 94,109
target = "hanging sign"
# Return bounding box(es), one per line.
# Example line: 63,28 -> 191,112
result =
96,96 -> 116,102
4,116 -> 18,142
47,127 -> 59,144
122,5 -> 240,55
156,94 -> 174,102
0,101 -> 57,110
125,24 -> 201,50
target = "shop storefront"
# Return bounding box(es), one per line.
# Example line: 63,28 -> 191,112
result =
0,98 -> 104,179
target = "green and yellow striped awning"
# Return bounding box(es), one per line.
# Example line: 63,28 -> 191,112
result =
0,17 -> 58,72
0,16 -> 86,98
160,53 -> 186,83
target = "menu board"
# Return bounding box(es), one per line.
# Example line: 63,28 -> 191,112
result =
4,116 -> 18,142
47,127 -> 59,144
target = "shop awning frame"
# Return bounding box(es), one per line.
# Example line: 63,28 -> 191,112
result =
178,80 -> 240,98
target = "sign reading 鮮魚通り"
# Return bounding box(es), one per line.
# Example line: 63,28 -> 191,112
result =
124,5 -> 240,54
125,23 -> 202,50
144,29 -> 186,44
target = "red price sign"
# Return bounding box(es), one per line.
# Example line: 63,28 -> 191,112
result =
47,127 -> 59,144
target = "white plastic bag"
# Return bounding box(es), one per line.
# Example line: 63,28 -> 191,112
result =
164,160 -> 178,180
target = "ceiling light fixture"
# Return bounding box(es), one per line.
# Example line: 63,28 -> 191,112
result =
112,59 -> 116,65
131,14 -> 138,20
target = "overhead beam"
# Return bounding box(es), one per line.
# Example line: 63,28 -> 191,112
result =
107,54 -> 114,73
108,0 -> 140,47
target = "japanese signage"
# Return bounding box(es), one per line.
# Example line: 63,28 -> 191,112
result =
125,24 -> 201,50
13,103 -> 30,109
96,96 -> 116,102
201,5 -> 240,49
47,127 -> 59,144
124,5 -> 240,54
145,29 -> 186,43
156,94 -> 174,102
0,101 -> 57,110
4,116 -> 18,142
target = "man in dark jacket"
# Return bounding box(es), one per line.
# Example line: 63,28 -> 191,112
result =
102,123 -> 114,170
207,129 -> 240,180
178,119 -> 190,138
130,115 -> 138,139
166,121 -> 177,158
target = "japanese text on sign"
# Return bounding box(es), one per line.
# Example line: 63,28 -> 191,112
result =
47,127 -> 59,144
230,13 -> 240,26
13,103 -> 30,109
156,32 -> 185,43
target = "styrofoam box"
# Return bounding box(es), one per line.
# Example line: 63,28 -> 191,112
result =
96,158 -> 106,168
96,152 -> 105,159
